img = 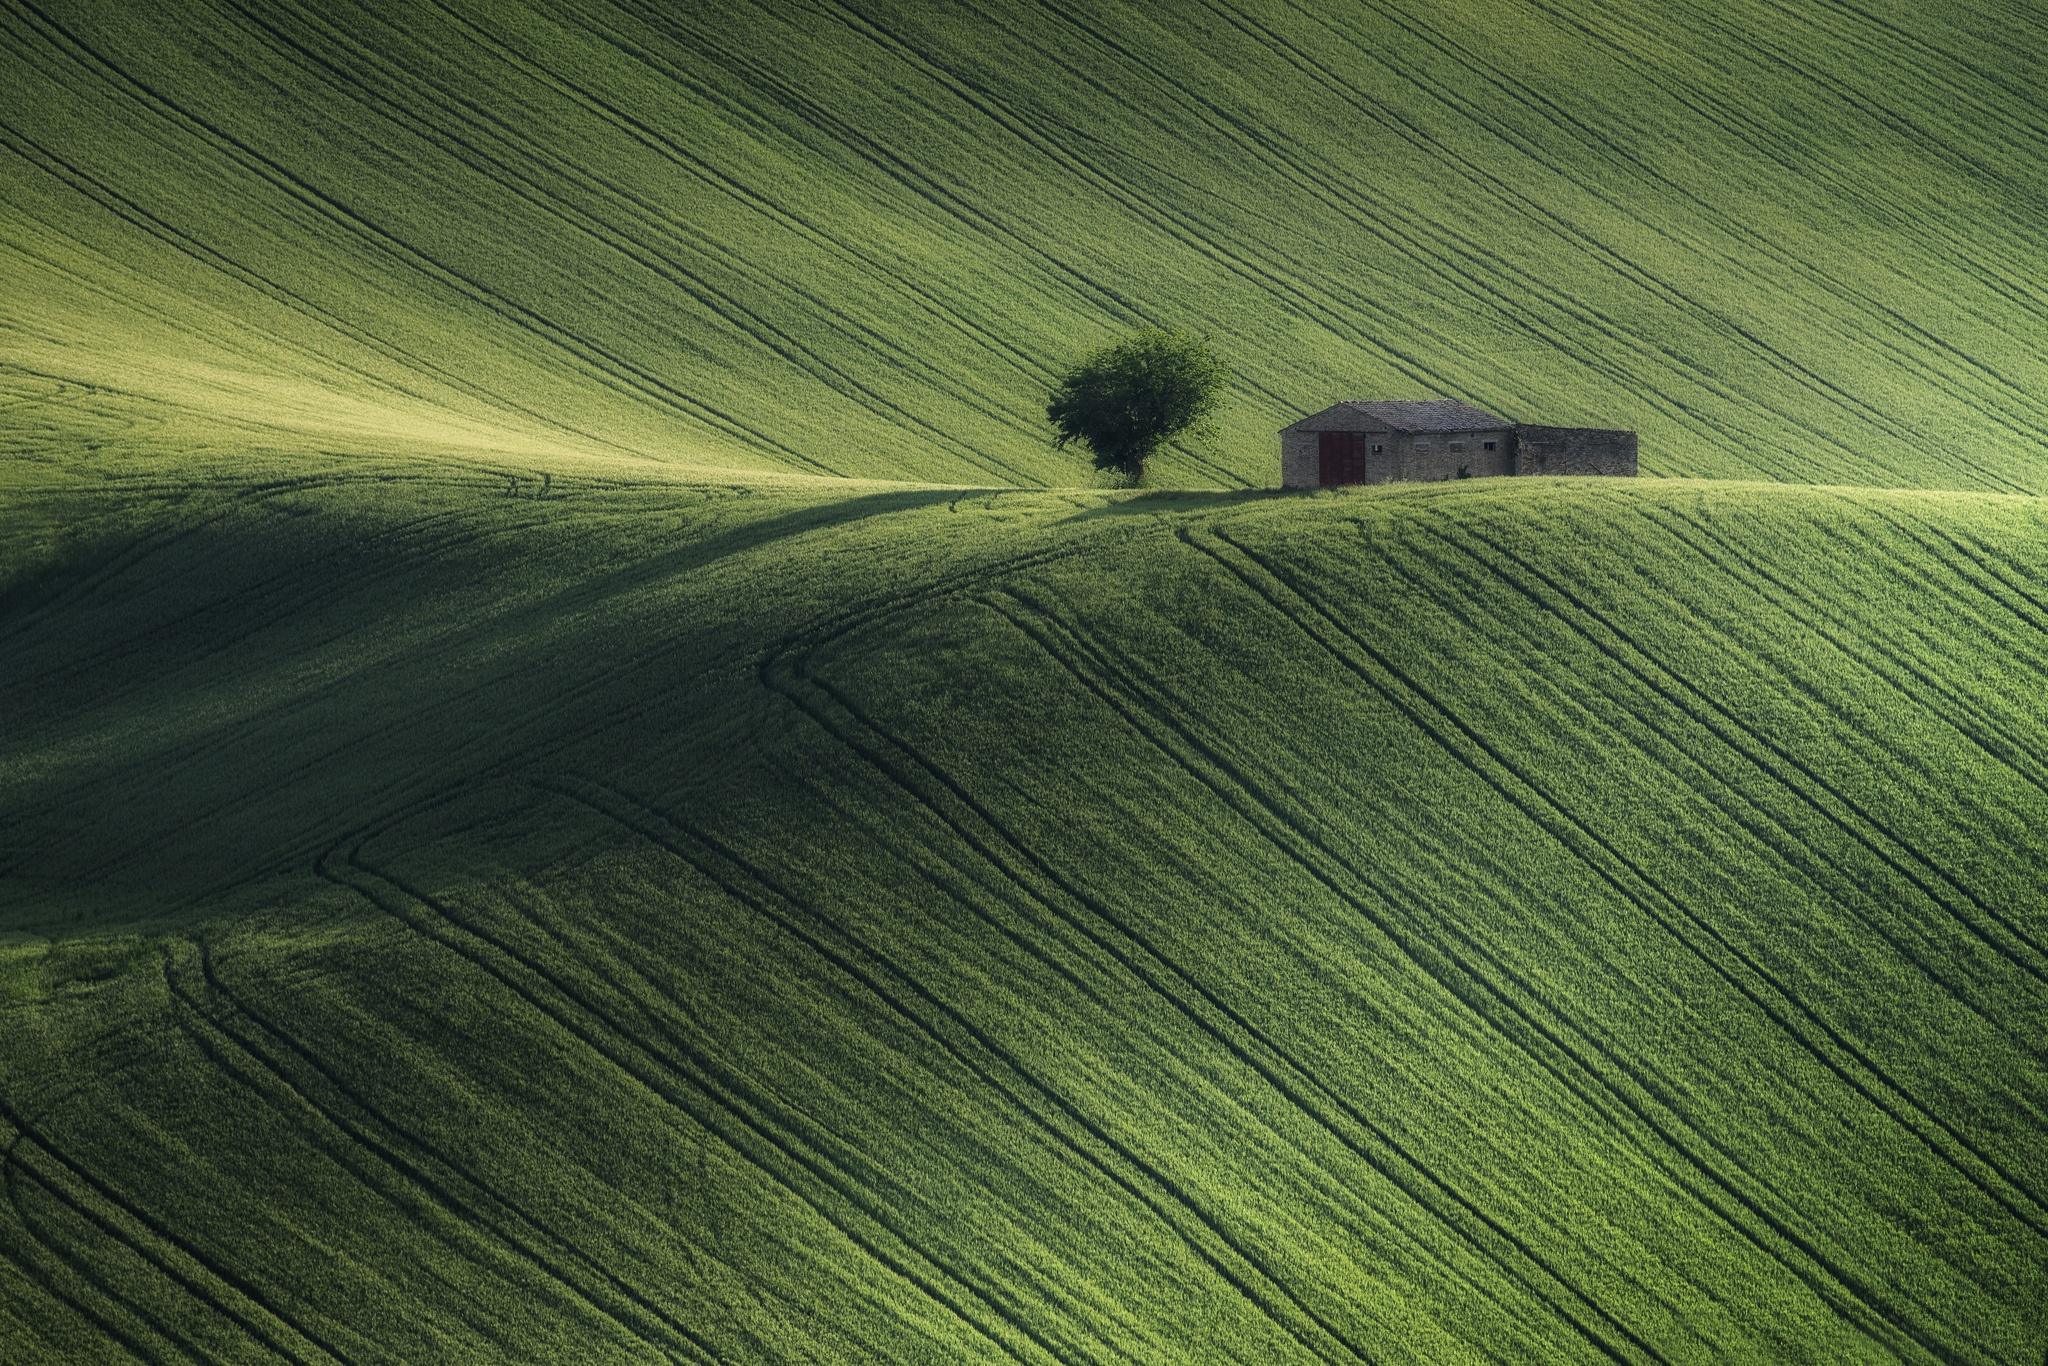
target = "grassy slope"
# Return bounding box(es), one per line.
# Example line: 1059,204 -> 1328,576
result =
6,0 -> 2048,1361
3,442 -> 2046,1363
8,0 -> 2048,488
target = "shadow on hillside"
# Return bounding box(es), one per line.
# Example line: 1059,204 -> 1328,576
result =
655,486 -> 966,570
1058,488 -> 1292,521
460,485 -> 976,642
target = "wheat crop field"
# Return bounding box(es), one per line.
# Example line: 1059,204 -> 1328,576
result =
3,0 -> 2047,1362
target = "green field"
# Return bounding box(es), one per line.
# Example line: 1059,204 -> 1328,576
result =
5,0 -> 2048,1361
13,0 -> 2048,490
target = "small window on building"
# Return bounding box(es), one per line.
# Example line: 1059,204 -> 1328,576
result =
1483,440 -> 1497,451
1372,443 -> 1383,454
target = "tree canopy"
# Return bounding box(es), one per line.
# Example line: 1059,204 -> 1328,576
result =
1046,328 -> 1229,483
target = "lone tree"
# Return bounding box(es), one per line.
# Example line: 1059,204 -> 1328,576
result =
1046,327 -> 1228,484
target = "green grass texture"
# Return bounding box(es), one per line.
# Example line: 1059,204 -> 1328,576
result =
9,0 -> 2048,488
6,0 -> 2048,1361
3,434 -> 2046,1362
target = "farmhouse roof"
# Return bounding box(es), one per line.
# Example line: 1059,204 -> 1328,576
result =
1279,399 -> 1511,434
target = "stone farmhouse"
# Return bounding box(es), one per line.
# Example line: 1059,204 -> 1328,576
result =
1280,399 -> 1637,488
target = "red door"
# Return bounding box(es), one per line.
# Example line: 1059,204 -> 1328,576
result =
1318,431 -> 1367,485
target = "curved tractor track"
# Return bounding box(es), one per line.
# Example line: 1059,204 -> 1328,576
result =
1,456 -> 2044,1362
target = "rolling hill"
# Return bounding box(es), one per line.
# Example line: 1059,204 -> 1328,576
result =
11,0 -> 2048,488
5,447 -> 2047,1362
4,0 -> 2048,1362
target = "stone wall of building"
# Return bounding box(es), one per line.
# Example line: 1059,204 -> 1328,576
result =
1279,416 -> 1637,487
1280,432 -> 1321,488
1282,422 -> 1513,487
1398,430 -> 1514,482
1513,426 -> 1637,477
1353,436 -> 1399,485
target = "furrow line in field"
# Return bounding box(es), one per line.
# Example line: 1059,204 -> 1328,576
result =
763,572 -> 1667,1363
0,223 -> 476,429
0,371 -> 70,410
1408,508 -> 2048,1074
160,938 -> 721,1366
532,856 -> 1196,1366
44,485 -> 803,882
1235,0 -> 2032,492
0,1117 -> 186,1366
318,842 -> 1064,1366
0,442 -> 361,658
1322,0 -> 2048,393
483,535 -> 1090,807
953,2 -> 1818,475
1647,501 -> 2048,834
480,2 -> 1067,401
4,0 -> 841,476
1038,567 -> 2036,1334
1390,502 -> 2043,914
155,958 -> 554,1363
1432,514 -> 2048,985
400,0 -> 1066,455
585,0 -> 1309,443
761,626 -> 1198,995
1646,501 -> 2048,802
1188,521 -> 1973,1363
986,0 -> 1896,482
0,1139 -> 188,1366
1255,0 -> 2047,491
312,826 -> 1021,1358
221,0 -> 1034,486
785,0 -> 1524,421
0,90 -> 648,465
977,587 -> 1691,1364
0,1029 -> 159,1146
1401,517 -> 2048,1228
743,538 -> 1086,674
620,746 -> 1119,1009
497,860 -> 1147,1366
1793,0 -> 2048,145
40,479 -> 553,673
364,844 -> 1108,1366
734,662 -> 1418,1364
993,571 -> 2003,1355
41,655 -> 540,897
1668,0 -> 2048,210
1504,0 -> 2048,377
0,1095 -> 343,1365
538,1 -> 1240,487
1179,2 -> 1878,477
1955,0 -> 2048,41
1870,502 -> 2048,646
1490,0 -> 1855,206
51,495 -> 554,689
1581,528 -> 2031,1064
541,775 -> 1394,1366
0,502 -> 572,885
0,474 -> 217,655
1806,0 -> 2048,124
1375,524 -> 2048,1236
1862,517 -> 2048,639
569,0 -> 1209,390
0,499 -> 485,694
